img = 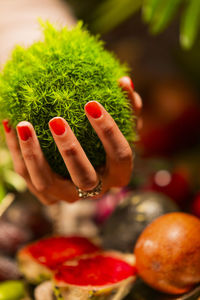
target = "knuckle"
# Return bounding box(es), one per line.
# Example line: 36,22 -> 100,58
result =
62,143 -> 77,157
23,151 -> 37,162
102,124 -> 115,138
78,177 -> 98,191
115,147 -> 133,163
14,165 -> 28,178
35,182 -> 49,193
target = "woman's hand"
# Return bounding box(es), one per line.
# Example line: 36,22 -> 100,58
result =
2,77 -> 142,205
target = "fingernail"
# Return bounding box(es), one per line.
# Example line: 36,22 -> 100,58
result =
122,76 -> 134,90
2,120 -> 11,133
17,126 -> 32,141
49,118 -> 66,135
85,101 -> 102,119
130,78 -> 134,90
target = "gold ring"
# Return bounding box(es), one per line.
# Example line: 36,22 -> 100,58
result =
76,178 -> 102,199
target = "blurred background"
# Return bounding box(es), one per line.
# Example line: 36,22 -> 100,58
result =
0,0 -> 200,297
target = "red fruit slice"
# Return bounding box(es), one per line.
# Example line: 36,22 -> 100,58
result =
55,255 -> 135,286
52,251 -> 137,300
18,236 -> 100,283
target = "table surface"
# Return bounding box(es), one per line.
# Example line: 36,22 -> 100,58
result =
125,280 -> 200,300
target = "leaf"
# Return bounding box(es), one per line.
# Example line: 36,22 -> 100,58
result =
142,0 -> 161,23
92,0 -> 142,33
180,0 -> 200,49
0,184 -> 6,203
150,0 -> 182,34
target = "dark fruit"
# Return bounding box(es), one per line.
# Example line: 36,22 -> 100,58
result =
0,256 -> 20,281
101,191 -> 178,252
134,212 -> 200,294
0,220 -> 32,255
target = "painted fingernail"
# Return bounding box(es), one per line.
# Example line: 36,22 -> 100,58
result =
2,120 -> 11,133
17,125 -> 32,141
49,118 -> 66,135
85,101 -> 102,119
130,78 -> 134,90
123,76 -> 134,90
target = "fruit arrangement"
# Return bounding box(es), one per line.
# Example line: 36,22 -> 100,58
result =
18,236 -> 136,300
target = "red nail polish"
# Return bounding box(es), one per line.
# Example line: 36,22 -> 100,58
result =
2,120 -> 11,133
17,126 -> 32,141
129,78 -> 134,90
85,101 -> 102,119
49,118 -> 66,135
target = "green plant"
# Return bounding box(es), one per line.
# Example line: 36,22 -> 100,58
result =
0,22 -> 136,178
91,0 -> 200,49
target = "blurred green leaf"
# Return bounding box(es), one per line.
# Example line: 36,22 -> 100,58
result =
0,184 -> 6,203
180,0 -> 200,49
93,0 -> 142,33
3,170 -> 26,192
91,0 -> 200,49
149,0 -> 182,34
142,0 -> 161,23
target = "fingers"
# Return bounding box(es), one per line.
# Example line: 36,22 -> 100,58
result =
119,76 -> 143,116
85,101 -> 133,187
2,120 -> 29,179
16,121 -> 54,193
49,117 -> 98,191
2,120 -> 84,204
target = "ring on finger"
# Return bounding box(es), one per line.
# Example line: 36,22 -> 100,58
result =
76,177 -> 102,199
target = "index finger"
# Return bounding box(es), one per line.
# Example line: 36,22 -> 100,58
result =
119,76 -> 142,115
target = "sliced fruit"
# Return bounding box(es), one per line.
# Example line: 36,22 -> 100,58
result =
18,236 -> 100,283
52,251 -> 137,300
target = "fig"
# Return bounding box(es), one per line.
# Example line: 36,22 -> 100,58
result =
18,236 -> 100,283
134,212 -> 200,294
35,252 -> 137,300
0,220 -> 32,255
0,256 -> 21,281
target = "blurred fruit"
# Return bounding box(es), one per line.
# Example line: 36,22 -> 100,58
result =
0,256 -> 20,281
0,280 -> 26,300
101,191 -> 178,252
0,220 -> 32,255
138,79 -> 200,157
3,194 -> 53,238
134,212 -> 200,294
142,169 -> 191,207
191,192 -> 200,218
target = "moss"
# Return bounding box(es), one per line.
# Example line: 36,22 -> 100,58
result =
0,21 -> 136,177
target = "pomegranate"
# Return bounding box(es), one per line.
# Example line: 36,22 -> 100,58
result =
35,252 -> 136,300
18,236 -> 100,283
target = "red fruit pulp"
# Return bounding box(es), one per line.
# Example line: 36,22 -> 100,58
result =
55,255 -> 137,286
25,236 -> 100,269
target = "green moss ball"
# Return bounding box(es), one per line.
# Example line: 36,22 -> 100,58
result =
0,22 -> 136,177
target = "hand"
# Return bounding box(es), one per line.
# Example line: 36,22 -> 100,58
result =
2,77 -> 142,205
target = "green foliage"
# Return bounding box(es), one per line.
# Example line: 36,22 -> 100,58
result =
91,0 -> 200,49
0,22 -> 136,178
